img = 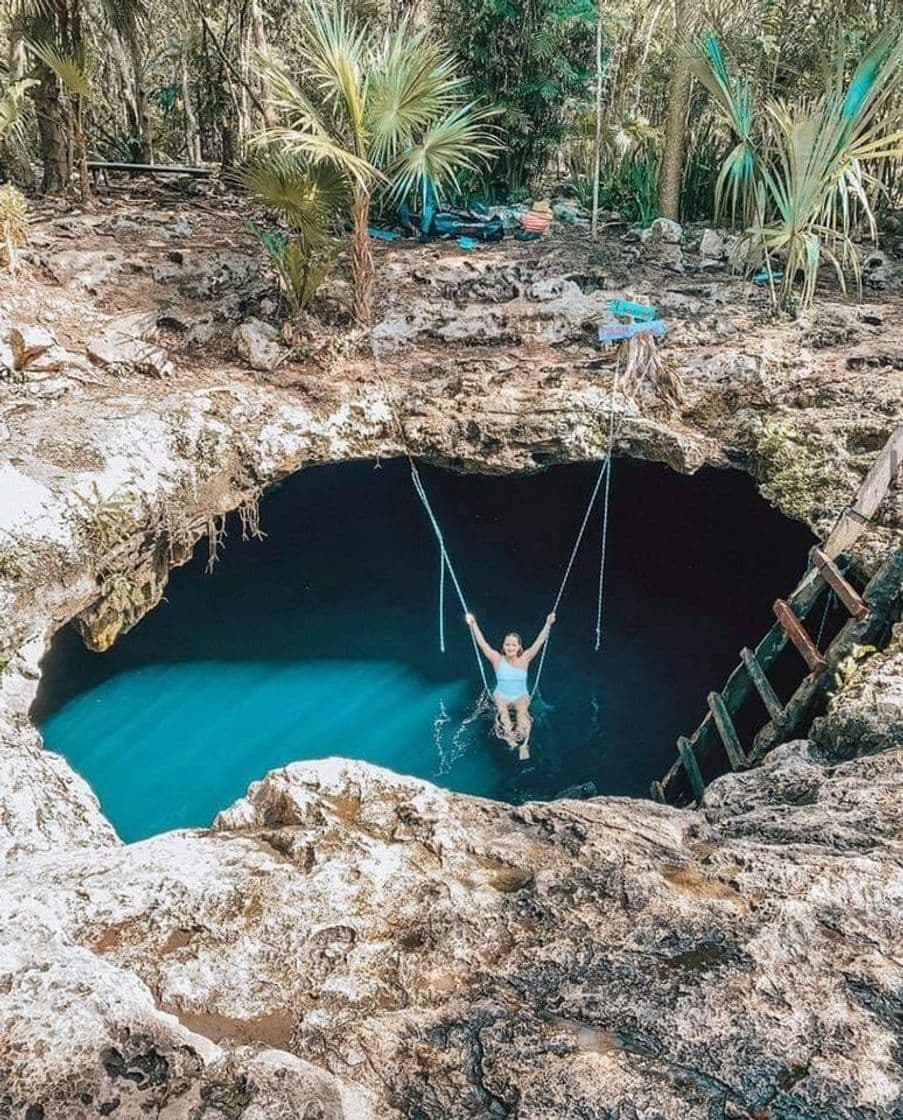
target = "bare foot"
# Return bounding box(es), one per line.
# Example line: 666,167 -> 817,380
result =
518,742 -> 530,761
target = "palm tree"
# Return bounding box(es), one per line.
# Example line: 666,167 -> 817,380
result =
257,0 -> 497,324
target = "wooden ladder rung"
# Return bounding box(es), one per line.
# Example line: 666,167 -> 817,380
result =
811,547 -> 868,620
773,599 -> 827,673
740,647 -> 784,721
707,692 -> 747,769
677,736 -> 705,803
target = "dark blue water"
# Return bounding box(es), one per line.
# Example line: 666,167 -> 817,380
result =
35,459 -> 814,840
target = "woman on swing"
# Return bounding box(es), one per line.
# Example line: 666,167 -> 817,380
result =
464,612 -> 556,760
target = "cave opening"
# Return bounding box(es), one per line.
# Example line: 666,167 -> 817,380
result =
34,458 -> 816,840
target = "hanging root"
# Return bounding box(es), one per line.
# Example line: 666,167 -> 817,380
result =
206,514 -> 227,572
619,334 -> 684,415
238,493 -> 266,542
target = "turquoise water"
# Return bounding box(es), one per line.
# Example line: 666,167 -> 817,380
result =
36,459 -> 814,840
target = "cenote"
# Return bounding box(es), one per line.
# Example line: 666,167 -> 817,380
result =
35,458 -> 816,841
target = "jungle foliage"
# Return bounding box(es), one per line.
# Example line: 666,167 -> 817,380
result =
0,0 -> 900,314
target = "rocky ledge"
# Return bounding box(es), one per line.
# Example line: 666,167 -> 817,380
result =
2,645 -> 901,1119
1,194 -> 901,1118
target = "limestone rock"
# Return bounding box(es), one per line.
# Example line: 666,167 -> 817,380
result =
0,724 -> 118,858
185,312 -> 218,350
87,312 -> 174,378
643,216 -> 683,244
0,904 -> 374,1119
9,326 -> 55,370
699,228 -> 726,259
233,318 -> 286,372
47,249 -> 124,292
2,750 -> 901,1119
862,250 -> 890,290
640,218 -> 684,270
811,624 -> 903,760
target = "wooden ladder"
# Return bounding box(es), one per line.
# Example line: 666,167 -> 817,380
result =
651,424 -> 903,808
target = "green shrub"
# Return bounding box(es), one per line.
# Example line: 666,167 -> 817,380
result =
435,0 -> 595,196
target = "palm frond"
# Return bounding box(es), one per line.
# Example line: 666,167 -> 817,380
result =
386,103 -> 500,206
0,77 -> 39,143
294,0 -> 367,152
239,154 -> 346,245
367,22 -> 468,166
29,40 -> 93,98
690,32 -> 757,224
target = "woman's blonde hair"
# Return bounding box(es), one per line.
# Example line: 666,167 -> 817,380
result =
503,632 -> 524,655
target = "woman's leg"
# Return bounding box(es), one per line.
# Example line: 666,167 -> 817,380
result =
494,696 -> 517,747
514,696 -> 532,760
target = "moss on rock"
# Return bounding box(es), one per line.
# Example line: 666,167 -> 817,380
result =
754,420 -> 850,526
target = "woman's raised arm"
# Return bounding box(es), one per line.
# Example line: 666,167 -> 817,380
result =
465,614 -> 499,665
524,612 -> 556,661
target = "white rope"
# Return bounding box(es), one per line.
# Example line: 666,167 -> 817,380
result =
531,453 -> 611,697
438,545 -> 446,653
409,464 -> 491,695
594,359 -> 620,651
594,455 -> 613,651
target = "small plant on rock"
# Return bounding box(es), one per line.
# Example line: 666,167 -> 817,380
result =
241,154 -> 345,319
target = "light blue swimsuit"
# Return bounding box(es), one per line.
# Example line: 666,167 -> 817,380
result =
495,657 -> 529,703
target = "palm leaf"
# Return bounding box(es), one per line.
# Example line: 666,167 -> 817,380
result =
238,154 -> 346,245
386,103 -> 500,206
257,55 -> 380,189
293,0 -> 367,152
0,77 -> 39,142
29,40 -> 93,98
367,23 -> 467,166
690,33 -> 757,225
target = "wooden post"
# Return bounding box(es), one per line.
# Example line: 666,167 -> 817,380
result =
773,599 -> 827,673
649,780 -> 666,804
707,692 -> 747,769
739,647 -> 784,721
677,736 -> 705,803
811,548 -> 868,620
823,424 -> 902,559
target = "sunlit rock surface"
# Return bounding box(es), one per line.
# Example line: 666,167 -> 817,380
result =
2,708 -> 901,1119
1,202 -> 901,1119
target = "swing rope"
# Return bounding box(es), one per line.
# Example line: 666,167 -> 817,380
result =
369,331 -> 490,695
594,357 -> 620,652
408,463 -> 491,695
368,328 -> 620,703
530,454 -> 610,697
532,358 -> 621,693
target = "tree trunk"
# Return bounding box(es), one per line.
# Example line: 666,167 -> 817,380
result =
36,73 -> 71,193
74,95 -> 90,203
111,36 -> 139,153
247,0 -> 277,129
657,0 -> 692,222
591,4 -> 604,239
132,55 -> 154,163
181,49 -> 202,164
350,192 -> 373,326
220,112 -> 237,169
